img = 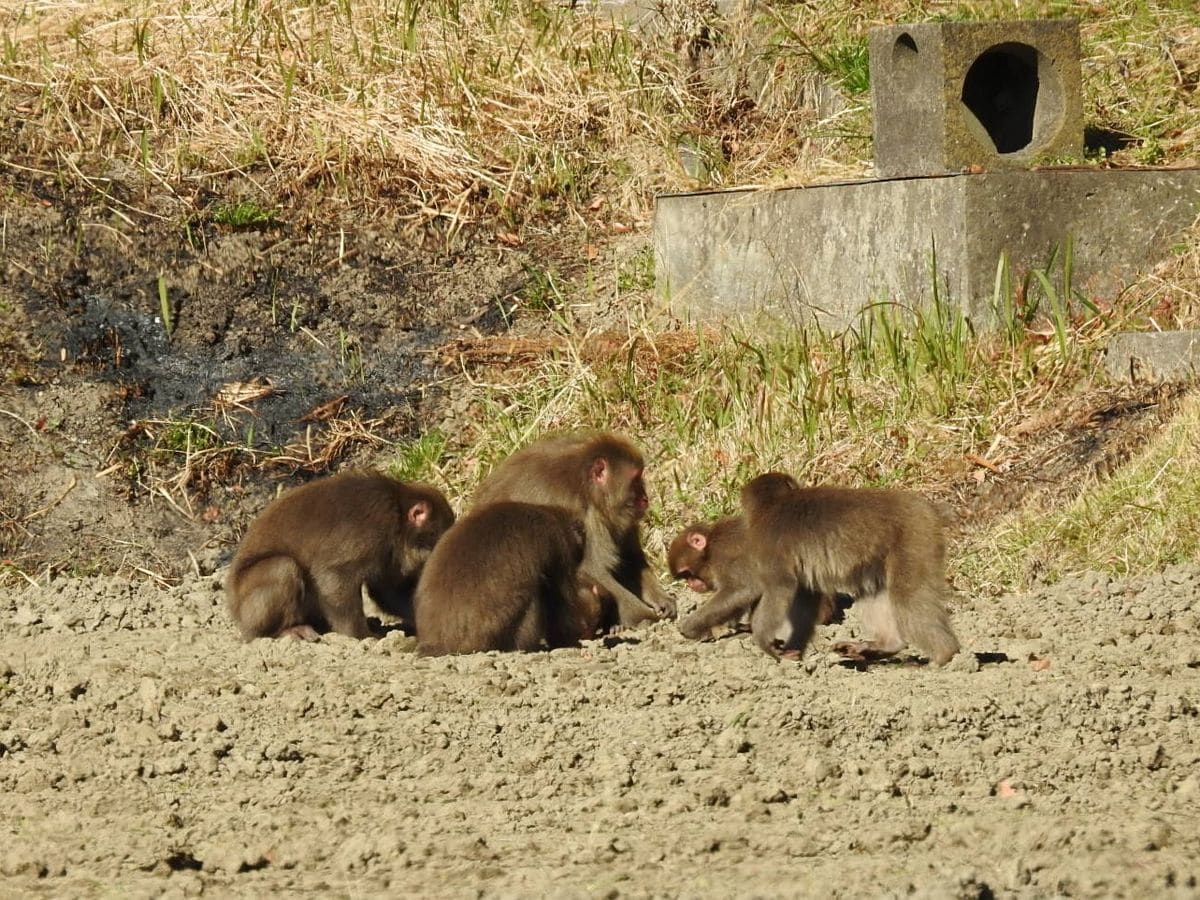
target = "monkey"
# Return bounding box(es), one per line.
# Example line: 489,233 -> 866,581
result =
414,502 -> 600,655
738,472 -> 960,665
226,470 -> 455,641
471,431 -> 675,630
668,516 -> 840,641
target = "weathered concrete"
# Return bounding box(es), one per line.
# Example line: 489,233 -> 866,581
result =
871,20 -> 1083,177
1105,331 -> 1200,383
654,168 -> 1200,326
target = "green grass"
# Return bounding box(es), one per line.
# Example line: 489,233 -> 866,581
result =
416,231 -> 1199,592
388,431 -> 450,484
809,39 -> 870,95
210,201 -> 278,229
977,394 -> 1200,586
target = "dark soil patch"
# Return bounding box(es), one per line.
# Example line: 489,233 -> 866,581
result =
0,177 -> 547,578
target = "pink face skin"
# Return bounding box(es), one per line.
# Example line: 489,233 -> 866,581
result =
592,459 -> 649,521
629,469 -> 649,520
686,576 -> 710,594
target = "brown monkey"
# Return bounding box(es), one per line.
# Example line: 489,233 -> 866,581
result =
414,502 -> 599,655
472,431 -> 675,629
226,470 -> 455,640
668,517 -> 839,640
739,472 -> 959,665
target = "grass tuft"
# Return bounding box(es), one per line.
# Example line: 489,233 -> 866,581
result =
210,201 -> 278,229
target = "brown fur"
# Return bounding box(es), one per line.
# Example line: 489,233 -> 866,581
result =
472,431 -> 675,629
226,470 -> 455,640
669,516 -> 839,640
739,472 -> 960,665
414,502 -> 598,655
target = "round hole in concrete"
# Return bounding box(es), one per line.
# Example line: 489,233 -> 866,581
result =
961,42 -> 1062,155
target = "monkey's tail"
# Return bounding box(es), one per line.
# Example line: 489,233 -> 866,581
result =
894,587 -> 960,666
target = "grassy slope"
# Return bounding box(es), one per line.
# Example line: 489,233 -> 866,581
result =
2,0 -> 1198,589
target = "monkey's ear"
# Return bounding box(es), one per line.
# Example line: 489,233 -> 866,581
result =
590,457 -> 609,485
408,500 -> 432,527
685,531 -> 707,552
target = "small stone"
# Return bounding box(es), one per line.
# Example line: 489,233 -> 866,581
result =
1144,820 -> 1173,850
53,676 -> 88,700
12,606 -> 40,626
154,756 -> 188,776
805,756 -> 840,784
716,728 -> 751,756
1140,743 -> 1166,771
1175,774 -> 1199,796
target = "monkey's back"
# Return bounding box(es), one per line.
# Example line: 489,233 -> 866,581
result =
472,431 -> 643,513
414,501 -> 587,655
750,485 -> 945,591
230,471 -> 451,582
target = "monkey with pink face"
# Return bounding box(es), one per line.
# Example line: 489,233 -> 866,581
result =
471,430 -> 676,632
670,473 -> 959,665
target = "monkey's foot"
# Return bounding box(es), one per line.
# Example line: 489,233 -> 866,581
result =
832,640 -> 898,662
279,624 -> 322,642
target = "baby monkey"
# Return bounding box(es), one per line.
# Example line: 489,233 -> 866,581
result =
671,473 -> 959,665
669,517 -> 840,640
226,470 -> 455,640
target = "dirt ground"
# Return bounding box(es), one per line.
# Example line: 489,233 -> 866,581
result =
1,564 -> 1198,897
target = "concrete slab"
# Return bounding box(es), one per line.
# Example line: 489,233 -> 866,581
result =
1104,331 -> 1200,383
654,167 -> 1200,327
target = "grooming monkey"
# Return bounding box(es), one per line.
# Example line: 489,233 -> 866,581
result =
226,470 -> 455,640
668,517 -> 840,640
737,472 -> 959,665
472,431 -> 675,629
414,502 -> 599,655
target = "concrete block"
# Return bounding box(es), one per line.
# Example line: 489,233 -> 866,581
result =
654,168 -> 1200,326
870,20 -> 1083,177
1104,331 -> 1200,383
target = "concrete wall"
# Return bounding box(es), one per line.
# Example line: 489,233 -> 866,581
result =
655,168 -> 1200,327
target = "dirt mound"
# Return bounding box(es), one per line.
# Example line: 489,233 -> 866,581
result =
2,566 -> 1197,896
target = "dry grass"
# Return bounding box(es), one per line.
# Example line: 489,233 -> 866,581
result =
4,1 -> 1200,589
3,2 -> 1197,233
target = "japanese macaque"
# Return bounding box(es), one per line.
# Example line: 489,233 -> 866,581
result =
414,502 -> 599,655
226,471 -> 455,640
668,517 -> 839,640
471,431 -> 675,629
739,472 -> 959,665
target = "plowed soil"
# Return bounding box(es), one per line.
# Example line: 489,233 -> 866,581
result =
2,564 -> 1198,897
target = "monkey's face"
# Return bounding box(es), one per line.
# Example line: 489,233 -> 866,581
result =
589,456 -> 648,530
625,468 -> 650,521
667,530 -> 713,593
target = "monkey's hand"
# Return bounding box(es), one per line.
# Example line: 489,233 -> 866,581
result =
640,576 -> 677,620
677,613 -> 713,641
